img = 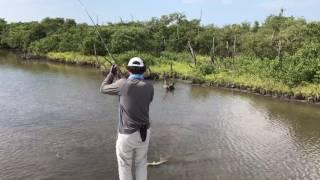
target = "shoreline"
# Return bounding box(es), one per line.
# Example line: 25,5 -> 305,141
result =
4,49 -> 320,105
47,57 -> 320,106
196,83 -> 320,106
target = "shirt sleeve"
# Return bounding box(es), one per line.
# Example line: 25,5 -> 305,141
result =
100,73 -> 126,95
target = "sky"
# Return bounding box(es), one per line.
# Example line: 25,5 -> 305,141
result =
0,0 -> 319,26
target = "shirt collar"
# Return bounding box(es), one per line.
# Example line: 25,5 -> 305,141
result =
128,74 -> 144,80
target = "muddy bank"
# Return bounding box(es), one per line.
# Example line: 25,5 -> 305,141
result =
197,82 -> 320,105
6,50 -> 320,105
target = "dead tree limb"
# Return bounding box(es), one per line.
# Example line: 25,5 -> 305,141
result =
278,40 -> 282,70
187,40 -> 197,66
233,36 -> 236,57
170,62 -> 173,77
210,37 -> 215,64
198,9 -> 202,35
226,41 -> 229,57
232,36 -> 236,66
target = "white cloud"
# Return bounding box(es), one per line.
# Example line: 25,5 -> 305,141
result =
180,0 -> 204,4
222,0 -> 233,5
259,0 -> 318,9
180,0 -> 233,5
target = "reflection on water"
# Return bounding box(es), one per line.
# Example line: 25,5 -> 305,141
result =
1,50 -> 320,180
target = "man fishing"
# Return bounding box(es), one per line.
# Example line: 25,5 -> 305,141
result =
100,57 -> 154,180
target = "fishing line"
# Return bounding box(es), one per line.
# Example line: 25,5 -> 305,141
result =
75,0 -> 167,166
76,0 -> 115,66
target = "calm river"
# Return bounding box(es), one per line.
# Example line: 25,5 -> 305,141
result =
0,50 -> 320,180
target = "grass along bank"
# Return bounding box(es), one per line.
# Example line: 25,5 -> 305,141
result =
45,51 -> 320,103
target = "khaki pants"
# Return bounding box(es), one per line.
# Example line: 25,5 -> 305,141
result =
116,130 -> 150,180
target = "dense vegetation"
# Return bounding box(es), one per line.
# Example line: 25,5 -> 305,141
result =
0,12 -> 319,101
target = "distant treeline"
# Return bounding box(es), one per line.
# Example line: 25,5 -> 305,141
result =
0,12 -> 319,58
0,12 -> 320,88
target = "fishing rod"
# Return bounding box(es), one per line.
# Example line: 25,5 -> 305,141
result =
76,2 -> 169,167
76,0 -> 116,67
77,0 -> 161,79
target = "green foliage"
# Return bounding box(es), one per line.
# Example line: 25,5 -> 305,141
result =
314,66 -> 320,83
29,35 -> 60,54
115,51 -> 156,66
0,12 -> 320,99
199,63 -> 215,75
110,27 -> 150,53
47,51 -> 99,66
0,19 -> 7,46
159,51 -> 190,62
1,12 -> 318,58
280,42 -> 320,85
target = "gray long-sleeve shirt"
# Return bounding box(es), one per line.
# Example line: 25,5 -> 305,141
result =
100,73 -> 154,134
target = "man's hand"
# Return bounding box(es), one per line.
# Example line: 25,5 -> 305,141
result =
110,65 -> 118,75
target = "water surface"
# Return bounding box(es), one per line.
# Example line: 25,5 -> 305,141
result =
1,50 -> 320,180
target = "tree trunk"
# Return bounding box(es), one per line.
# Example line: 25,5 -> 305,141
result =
278,40 -> 282,70
187,40 -> 197,66
210,37 -> 215,64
